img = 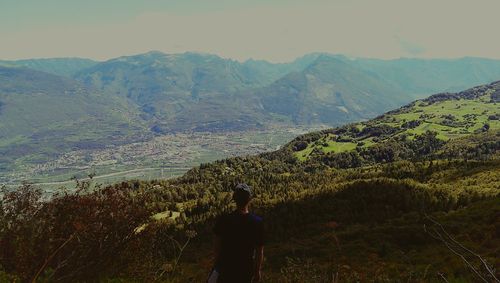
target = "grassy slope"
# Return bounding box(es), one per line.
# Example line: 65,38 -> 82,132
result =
294,82 -> 499,160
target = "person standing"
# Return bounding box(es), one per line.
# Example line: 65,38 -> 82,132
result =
209,183 -> 264,283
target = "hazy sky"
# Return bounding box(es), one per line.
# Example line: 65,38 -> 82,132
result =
1,0 -> 500,62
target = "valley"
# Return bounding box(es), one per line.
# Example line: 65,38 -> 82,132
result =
3,52 -> 500,190
1,126 -> 316,189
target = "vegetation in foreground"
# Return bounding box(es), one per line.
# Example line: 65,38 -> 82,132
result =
1,157 -> 498,282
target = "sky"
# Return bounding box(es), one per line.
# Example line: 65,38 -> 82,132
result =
1,0 -> 500,62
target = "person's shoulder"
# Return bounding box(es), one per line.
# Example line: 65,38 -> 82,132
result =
248,213 -> 263,223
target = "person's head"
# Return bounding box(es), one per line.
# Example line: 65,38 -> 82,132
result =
233,183 -> 252,208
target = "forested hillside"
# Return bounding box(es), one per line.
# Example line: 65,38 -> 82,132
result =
1,82 -> 499,282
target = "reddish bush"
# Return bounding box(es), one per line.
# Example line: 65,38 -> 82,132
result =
0,183 -> 151,282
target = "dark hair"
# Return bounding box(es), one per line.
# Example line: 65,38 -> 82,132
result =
233,190 -> 251,207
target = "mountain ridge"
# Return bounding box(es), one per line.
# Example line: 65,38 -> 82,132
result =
0,57 -> 98,77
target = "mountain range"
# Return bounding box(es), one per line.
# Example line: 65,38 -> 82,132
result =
2,51 -> 500,172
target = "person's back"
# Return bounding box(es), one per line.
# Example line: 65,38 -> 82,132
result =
211,183 -> 264,283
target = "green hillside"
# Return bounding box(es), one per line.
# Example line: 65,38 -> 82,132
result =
288,80 -> 499,162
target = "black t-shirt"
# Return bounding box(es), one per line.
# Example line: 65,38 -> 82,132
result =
214,211 -> 264,276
